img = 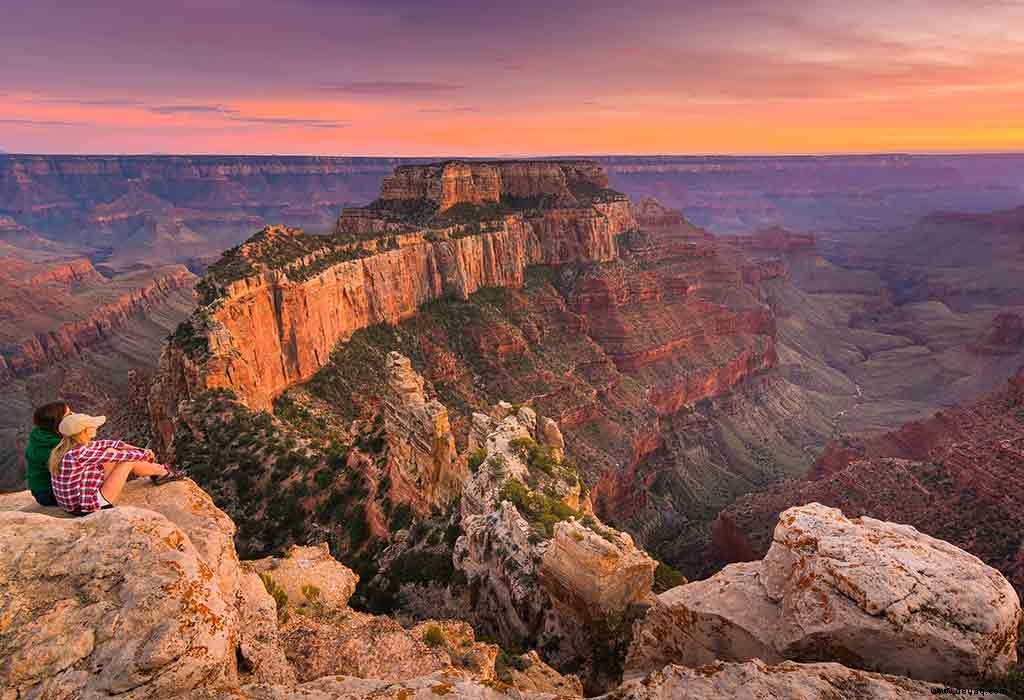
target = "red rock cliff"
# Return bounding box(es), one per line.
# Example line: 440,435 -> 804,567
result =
0,266 -> 196,380
151,162 -> 637,450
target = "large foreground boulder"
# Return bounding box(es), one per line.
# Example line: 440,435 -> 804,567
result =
627,503 -> 1021,685
607,660 -> 992,700
0,507 -> 236,699
186,659 -> 971,700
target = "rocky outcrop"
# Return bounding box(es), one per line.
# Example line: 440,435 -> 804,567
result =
627,504 -> 1021,685
249,543 -> 359,615
539,520 -> 655,621
713,368 -> 1024,602
374,160 -> 611,211
0,265 -> 196,379
0,477 -> 587,699
380,162 -> 501,210
0,483 -> 239,699
456,404 -> 653,690
382,351 -> 464,512
603,660 -> 962,700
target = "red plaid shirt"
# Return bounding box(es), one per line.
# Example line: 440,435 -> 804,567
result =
52,440 -> 149,513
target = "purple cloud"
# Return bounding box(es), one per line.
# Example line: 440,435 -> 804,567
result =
320,81 -> 464,96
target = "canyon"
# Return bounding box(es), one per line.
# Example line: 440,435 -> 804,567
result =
1,153 -> 1023,696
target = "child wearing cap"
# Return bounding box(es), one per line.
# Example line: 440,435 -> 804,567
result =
48,413 -> 183,515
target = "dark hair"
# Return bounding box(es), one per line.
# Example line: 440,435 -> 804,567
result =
33,401 -> 69,434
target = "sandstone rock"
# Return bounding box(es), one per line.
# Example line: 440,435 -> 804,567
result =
277,610 -> 448,683
608,660 -> 967,700
539,519 -> 655,620
236,567 -> 297,684
0,508 -> 235,699
626,503 -> 1021,685
500,651 -> 583,696
382,352 -> 464,511
249,543 -> 358,615
536,415 -> 565,462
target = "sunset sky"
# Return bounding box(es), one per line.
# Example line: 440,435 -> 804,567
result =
3,0 -> 1024,156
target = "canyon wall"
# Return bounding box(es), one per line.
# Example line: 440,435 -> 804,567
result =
0,265 -> 196,379
152,162 -> 636,449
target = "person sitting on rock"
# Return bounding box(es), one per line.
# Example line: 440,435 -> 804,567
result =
48,413 -> 185,515
24,401 -> 71,506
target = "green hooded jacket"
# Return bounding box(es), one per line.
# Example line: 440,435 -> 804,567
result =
25,427 -> 60,493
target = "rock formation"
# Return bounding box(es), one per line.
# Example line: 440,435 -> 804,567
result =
0,478 -> 585,699
151,161 -> 636,441
381,351 -> 464,512
627,503 -> 1021,685
1,469 -> 1018,699
455,404 -> 655,690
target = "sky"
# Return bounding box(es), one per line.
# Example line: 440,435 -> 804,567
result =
2,0 -> 1024,156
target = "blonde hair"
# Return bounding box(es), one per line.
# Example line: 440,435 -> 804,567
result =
48,431 -> 92,475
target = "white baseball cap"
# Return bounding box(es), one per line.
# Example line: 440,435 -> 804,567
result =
58,413 -> 107,437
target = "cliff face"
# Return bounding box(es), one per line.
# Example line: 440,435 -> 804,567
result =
0,265 -> 196,379
152,162 -> 636,447
377,160 -> 612,211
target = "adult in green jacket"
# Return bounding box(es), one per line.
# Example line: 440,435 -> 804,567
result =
25,401 -> 70,506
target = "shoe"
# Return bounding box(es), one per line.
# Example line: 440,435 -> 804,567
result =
150,467 -> 188,485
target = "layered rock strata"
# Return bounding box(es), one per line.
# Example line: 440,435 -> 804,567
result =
626,503 -> 1021,685
152,161 -> 636,447
0,264 -> 196,379
382,351 -> 464,511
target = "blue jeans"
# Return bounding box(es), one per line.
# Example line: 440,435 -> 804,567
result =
31,488 -> 57,507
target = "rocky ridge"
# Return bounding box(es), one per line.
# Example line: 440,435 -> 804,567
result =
0,264 -> 196,379
0,477 -> 1016,699
150,161 -> 636,441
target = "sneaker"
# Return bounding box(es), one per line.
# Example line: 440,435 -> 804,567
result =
150,466 -> 188,485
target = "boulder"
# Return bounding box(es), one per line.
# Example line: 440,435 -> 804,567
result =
249,543 -> 358,615
608,660 -> 973,700
539,519 -> 655,620
278,610 -> 447,682
499,651 -> 584,696
0,507 -> 235,699
626,503 -> 1021,685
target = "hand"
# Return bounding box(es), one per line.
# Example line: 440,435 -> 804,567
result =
144,449 -> 156,462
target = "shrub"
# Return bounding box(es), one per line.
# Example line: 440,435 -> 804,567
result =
390,502 -> 414,532
498,479 -> 580,538
467,448 -> 487,473
653,562 -> 687,593
346,504 -> 370,547
259,573 -> 289,622
422,624 -> 446,647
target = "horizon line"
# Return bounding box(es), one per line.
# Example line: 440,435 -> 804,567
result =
4,150 -> 1024,160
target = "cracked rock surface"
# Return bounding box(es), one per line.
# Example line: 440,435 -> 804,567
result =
626,503 -> 1021,685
